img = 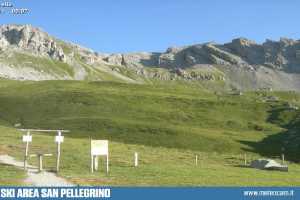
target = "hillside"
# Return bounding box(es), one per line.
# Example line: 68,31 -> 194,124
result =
0,24 -> 300,91
0,80 -> 299,185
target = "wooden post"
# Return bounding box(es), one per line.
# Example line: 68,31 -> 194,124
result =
195,155 -> 198,166
244,154 -> 247,166
134,152 -> 138,167
94,156 -> 99,171
106,154 -> 109,174
39,154 -> 43,172
91,155 -> 94,173
199,153 -> 202,167
24,131 -> 30,170
281,154 -> 285,165
90,137 -> 94,173
56,131 -> 61,172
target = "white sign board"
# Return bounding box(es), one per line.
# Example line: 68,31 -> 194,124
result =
91,140 -> 108,156
55,136 -> 64,143
22,135 -> 32,142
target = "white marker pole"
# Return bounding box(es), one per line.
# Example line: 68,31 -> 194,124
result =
134,152 -> 138,167
56,131 -> 62,172
195,155 -> 198,166
23,131 -> 30,170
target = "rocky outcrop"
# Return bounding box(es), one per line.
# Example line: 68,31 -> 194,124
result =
250,159 -> 288,172
0,25 -> 66,62
103,54 -> 123,66
225,38 -> 265,65
100,37 -> 300,74
122,52 -> 159,68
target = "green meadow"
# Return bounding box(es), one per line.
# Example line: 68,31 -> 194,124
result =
0,80 -> 299,186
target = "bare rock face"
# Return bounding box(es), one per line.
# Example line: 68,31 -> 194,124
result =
103,52 -> 160,69
225,38 -> 265,65
159,53 -> 177,68
104,54 -> 123,66
98,37 -> 300,83
123,52 -> 159,68
0,24 -> 66,62
296,50 -> 300,60
155,38 -> 300,73
0,37 -> 9,51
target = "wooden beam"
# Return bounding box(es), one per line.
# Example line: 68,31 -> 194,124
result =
19,129 -> 70,132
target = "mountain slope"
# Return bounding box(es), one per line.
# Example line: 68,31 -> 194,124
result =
0,79 -> 298,156
0,24 -> 300,91
0,80 -> 299,186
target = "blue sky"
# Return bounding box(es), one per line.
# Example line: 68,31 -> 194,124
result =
1,0 -> 300,53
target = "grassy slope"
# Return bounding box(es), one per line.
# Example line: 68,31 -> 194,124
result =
0,80 -> 299,186
0,164 -> 26,186
1,52 -> 75,78
0,51 -> 140,83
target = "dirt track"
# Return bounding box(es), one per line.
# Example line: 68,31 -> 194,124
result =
0,154 -> 74,186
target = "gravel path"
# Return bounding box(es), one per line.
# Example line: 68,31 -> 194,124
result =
0,154 -> 74,186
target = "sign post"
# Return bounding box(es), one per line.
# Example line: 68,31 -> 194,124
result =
19,129 -> 68,172
90,139 -> 109,174
94,156 -> 99,171
22,131 -> 32,170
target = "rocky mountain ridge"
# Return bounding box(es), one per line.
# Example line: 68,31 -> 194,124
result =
0,24 -> 300,91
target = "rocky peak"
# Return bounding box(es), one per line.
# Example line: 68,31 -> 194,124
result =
0,24 -> 66,62
165,46 -> 183,54
231,38 -> 257,47
279,37 -> 298,46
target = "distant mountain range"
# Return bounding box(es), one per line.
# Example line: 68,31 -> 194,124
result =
0,24 -> 300,91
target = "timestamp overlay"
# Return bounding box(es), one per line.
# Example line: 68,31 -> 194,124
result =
0,0 -> 30,16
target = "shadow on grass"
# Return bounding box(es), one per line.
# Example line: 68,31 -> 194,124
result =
232,165 -> 251,168
238,104 -> 300,162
